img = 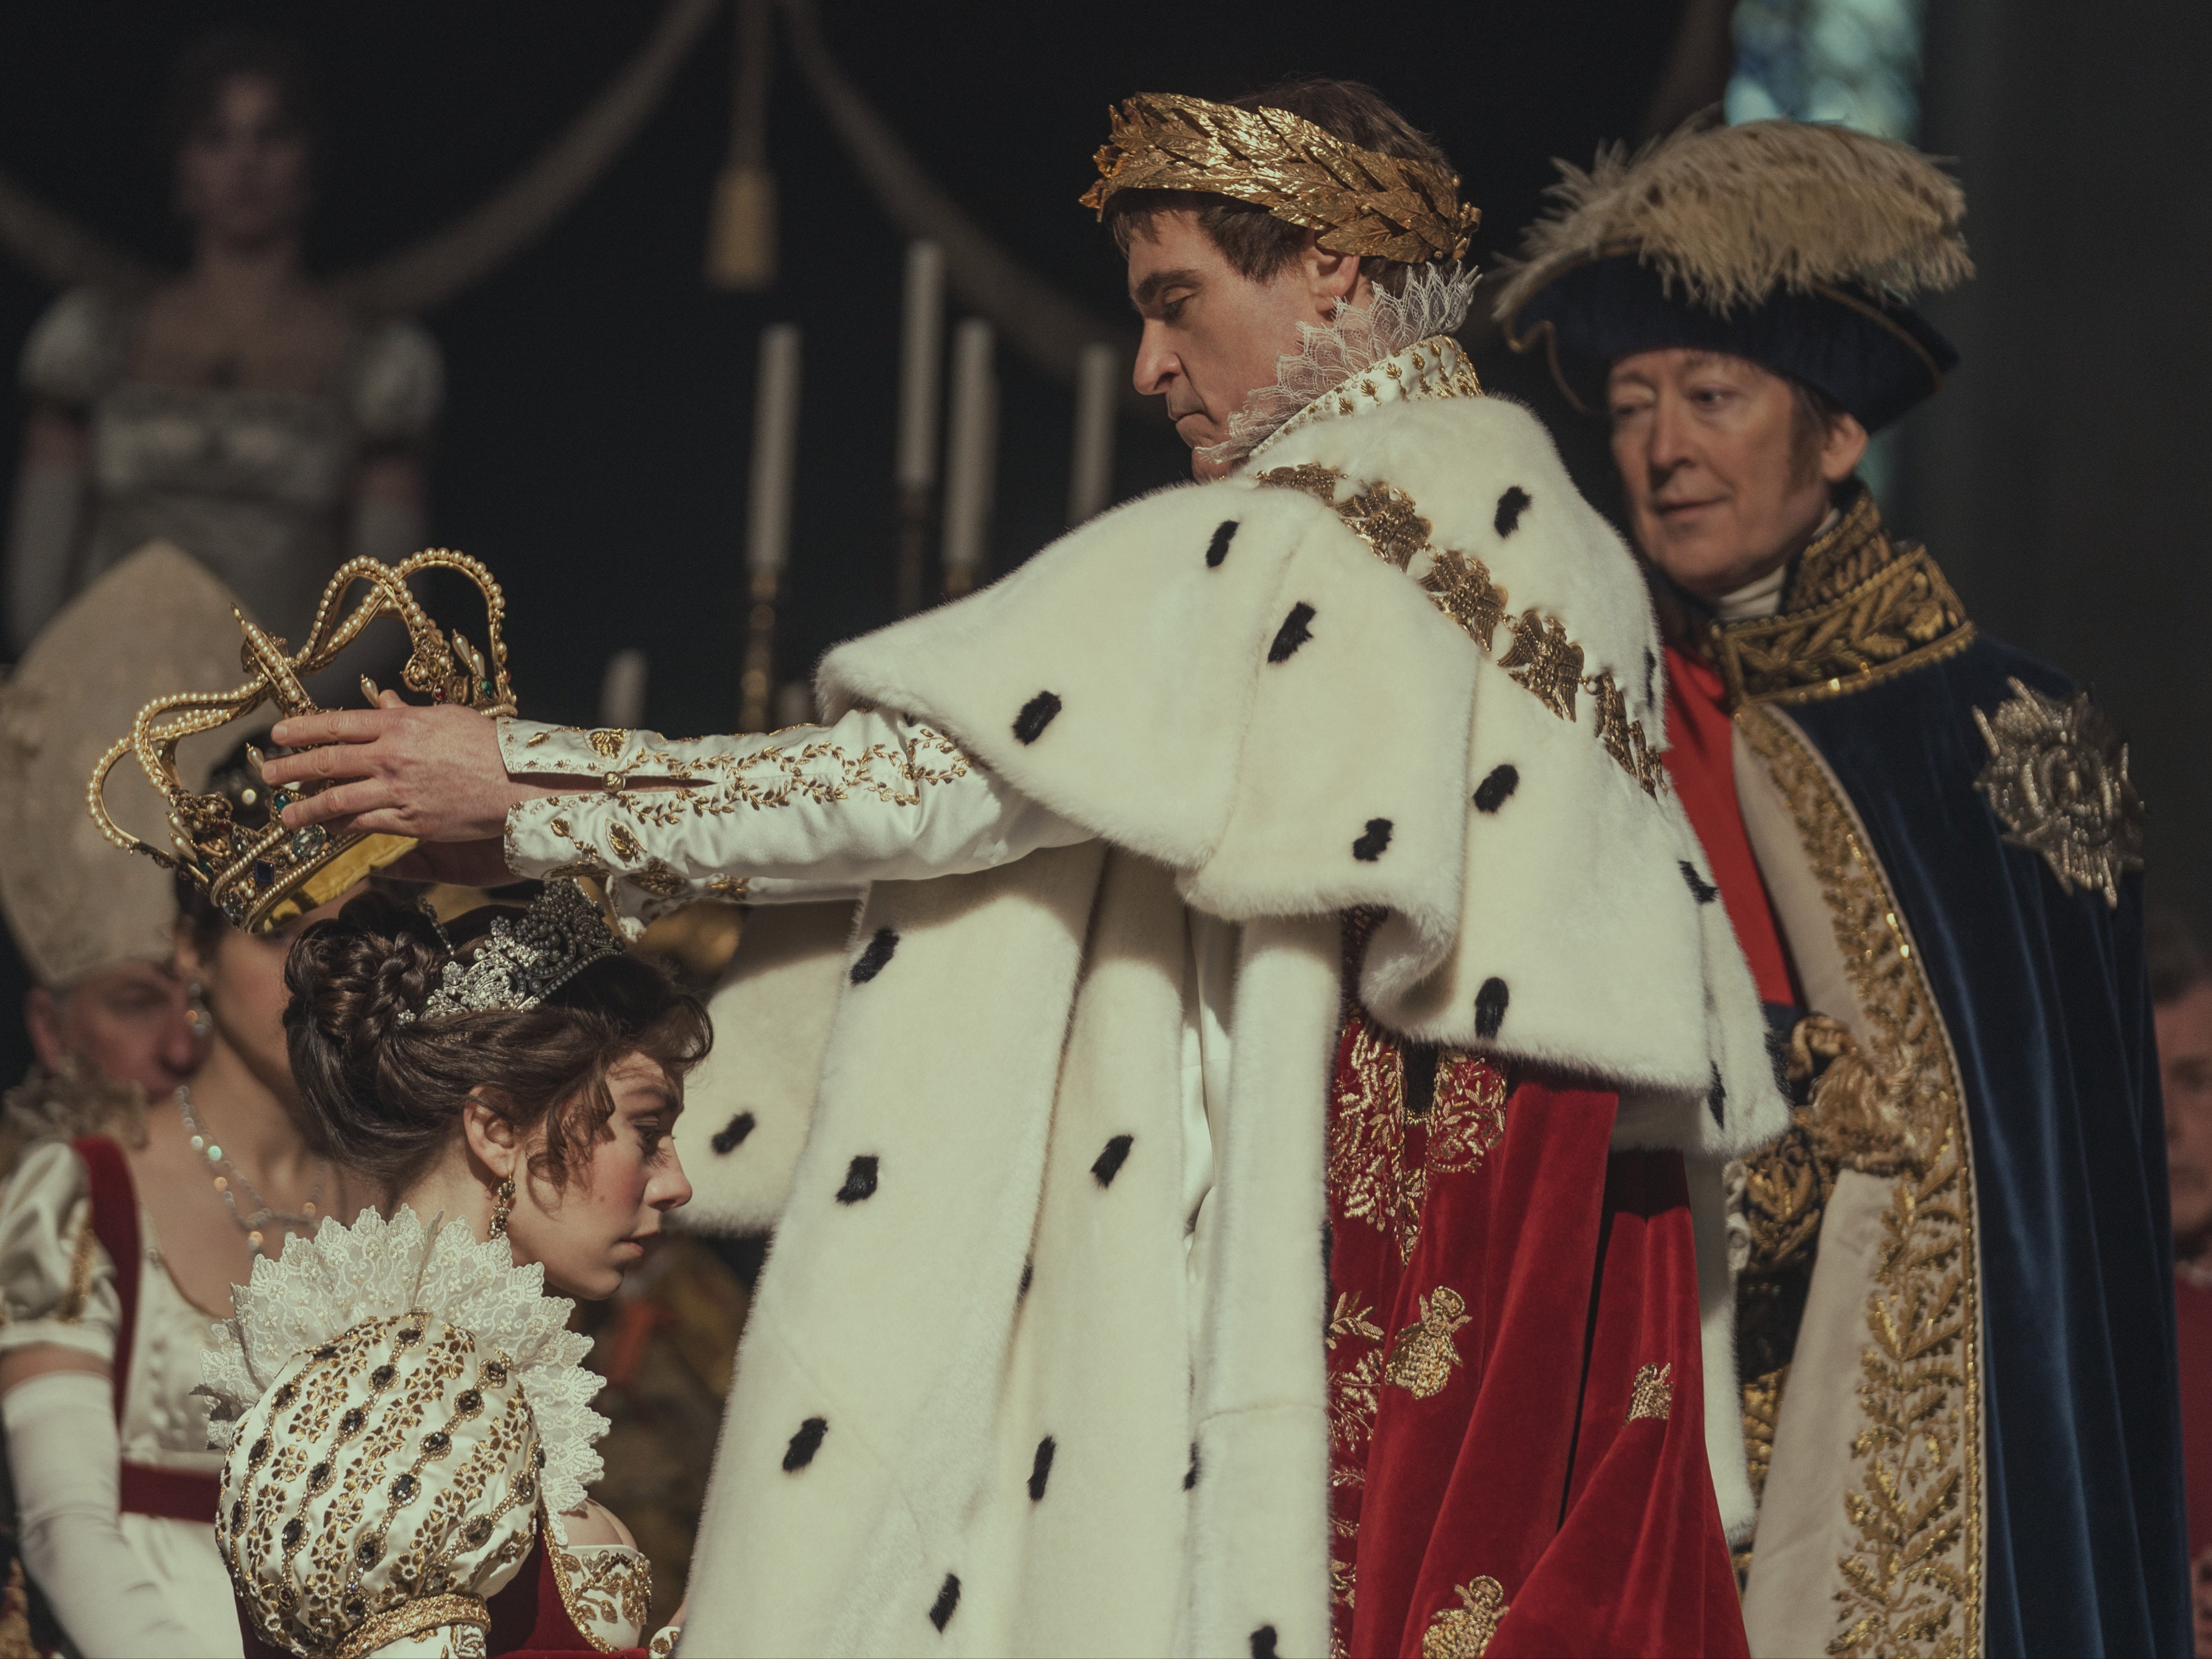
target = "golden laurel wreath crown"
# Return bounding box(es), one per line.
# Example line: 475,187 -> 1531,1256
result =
1080,92 -> 1479,265
88,551 -> 517,935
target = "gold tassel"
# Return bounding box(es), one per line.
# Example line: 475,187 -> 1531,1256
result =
706,163 -> 777,290
706,0 -> 776,291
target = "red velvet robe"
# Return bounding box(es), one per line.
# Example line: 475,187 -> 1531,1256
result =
1325,980 -> 1748,1657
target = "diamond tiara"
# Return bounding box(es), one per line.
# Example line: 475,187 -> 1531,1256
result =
401,881 -> 622,1024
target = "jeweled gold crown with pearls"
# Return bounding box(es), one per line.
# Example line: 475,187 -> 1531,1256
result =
88,551 -> 517,935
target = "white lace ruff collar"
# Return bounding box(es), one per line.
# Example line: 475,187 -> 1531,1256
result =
200,1205 -> 608,1517
1203,262 -> 1481,474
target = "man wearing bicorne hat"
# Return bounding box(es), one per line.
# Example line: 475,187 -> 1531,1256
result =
1495,119 -> 2187,1659
258,80 -> 1783,1656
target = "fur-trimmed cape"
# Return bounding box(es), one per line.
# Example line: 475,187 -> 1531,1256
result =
677,391 -> 1786,1657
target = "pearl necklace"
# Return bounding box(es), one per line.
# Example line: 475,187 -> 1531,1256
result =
176,1085 -> 327,1258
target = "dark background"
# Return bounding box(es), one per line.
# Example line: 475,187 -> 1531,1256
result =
0,0 -> 2204,1086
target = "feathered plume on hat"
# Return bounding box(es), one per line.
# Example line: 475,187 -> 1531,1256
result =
1493,119 -> 1974,430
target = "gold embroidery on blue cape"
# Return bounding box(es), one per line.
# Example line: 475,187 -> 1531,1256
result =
1709,489 -> 1975,708
1736,706 -> 1982,1659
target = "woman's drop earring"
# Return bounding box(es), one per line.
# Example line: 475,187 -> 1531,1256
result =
186,981 -> 211,1040
489,1176 -> 516,1240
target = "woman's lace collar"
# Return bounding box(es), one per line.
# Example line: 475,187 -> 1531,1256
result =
1204,262 -> 1482,474
199,1205 -> 607,1516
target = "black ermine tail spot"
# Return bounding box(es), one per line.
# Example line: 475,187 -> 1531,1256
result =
1019,1256 -> 1034,1298
1475,977 -> 1510,1039
1092,1134 -> 1134,1187
1708,1063 -> 1727,1129
1184,1442 -> 1200,1490
850,927 -> 898,983
1268,602 -> 1316,662
1644,646 -> 1659,706
929,1574 -> 961,1632
1205,520 -> 1239,567
835,1155 -> 879,1204
1352,818 -> 1393,861
711,1112 -> 756,1154
1013,691 -> 1062,744
782,1416 -> 827,1471
1495,485 -> 1532,537
1028,1436 -> 1056,1501
1473,764 -> 1519,813
1681,861 -> 1719,904
1250,1627 -> 1279,1659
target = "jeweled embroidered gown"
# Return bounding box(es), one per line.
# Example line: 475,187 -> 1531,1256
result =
201,1208 -> 668,1658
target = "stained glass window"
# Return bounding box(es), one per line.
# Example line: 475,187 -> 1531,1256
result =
1726,0 -> 1927,504
1726,0 -> 1926,141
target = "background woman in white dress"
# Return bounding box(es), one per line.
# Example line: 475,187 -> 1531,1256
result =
0,744 -> 380,1657
3,29 -> 440,656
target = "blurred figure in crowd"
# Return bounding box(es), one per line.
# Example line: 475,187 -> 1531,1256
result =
2,28 -> 440,657
0,545 -> 379,1654
0,545 -> 236,1111
1497,120 -> 2183,1656
2158,909 -> 2212,1654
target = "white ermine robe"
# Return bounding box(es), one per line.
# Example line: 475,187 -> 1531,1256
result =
502,347 -> 1786,1658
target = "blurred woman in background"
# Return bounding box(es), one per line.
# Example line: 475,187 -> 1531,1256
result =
3,28 -> 440,656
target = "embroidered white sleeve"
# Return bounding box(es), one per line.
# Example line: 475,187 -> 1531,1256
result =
498,706 -> 1087,922
0,1142 -> 118,1362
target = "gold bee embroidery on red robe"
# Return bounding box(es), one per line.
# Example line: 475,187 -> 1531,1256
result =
1385,1285 -> 1472,1399
1421,1576 -> 1508,1658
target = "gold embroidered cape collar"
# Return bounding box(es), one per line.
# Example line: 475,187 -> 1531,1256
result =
1244,334 -> 1482,467
1686,484 -> 1976,708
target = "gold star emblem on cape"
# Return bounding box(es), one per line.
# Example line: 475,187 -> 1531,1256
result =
1498,610 -> 1585,719
1972,676 -> 2144,908
1418,548 -> 1508,648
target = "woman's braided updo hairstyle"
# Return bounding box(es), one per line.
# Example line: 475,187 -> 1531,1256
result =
283,890 -> 710,1192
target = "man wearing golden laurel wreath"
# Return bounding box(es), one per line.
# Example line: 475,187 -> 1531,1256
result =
261,81 -> 1780,1658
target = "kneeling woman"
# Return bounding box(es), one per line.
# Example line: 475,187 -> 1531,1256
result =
202,883 -> 706,1658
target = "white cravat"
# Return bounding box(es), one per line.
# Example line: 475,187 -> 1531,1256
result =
1715,561 -> 1790,621
1714,506 -> 1844,621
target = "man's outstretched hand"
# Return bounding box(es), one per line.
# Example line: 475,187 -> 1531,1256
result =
262,695 -> 556,843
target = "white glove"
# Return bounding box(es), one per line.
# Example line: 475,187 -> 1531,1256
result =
3,1370 -> 206,1657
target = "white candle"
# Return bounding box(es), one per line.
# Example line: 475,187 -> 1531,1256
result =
1067,340 -> 1119,525
896,242 -> 946,493
746,323 -> 802,574
940,318 -> 997,591
598,648 -> 648,729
